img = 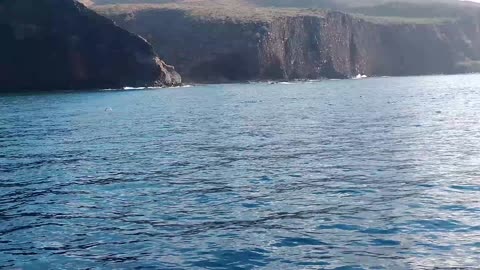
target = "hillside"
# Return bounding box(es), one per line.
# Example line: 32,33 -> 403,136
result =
0,0 -> 181,91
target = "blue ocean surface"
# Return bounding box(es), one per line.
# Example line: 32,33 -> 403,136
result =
1,75 -> 480,269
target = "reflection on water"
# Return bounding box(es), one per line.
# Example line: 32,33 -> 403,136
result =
1,74 -> 480,269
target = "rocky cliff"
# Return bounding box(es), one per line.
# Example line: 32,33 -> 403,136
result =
0,0 -> 181,91
98,5 -> 480,82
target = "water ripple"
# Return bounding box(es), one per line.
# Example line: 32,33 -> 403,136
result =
1,75 -> 480,269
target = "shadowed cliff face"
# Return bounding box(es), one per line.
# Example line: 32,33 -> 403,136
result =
0,0 -> 181,91
99,8 -> 263,83
99,6 -> 480,82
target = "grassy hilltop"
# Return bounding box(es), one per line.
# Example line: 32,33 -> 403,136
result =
84,0 -> 480,25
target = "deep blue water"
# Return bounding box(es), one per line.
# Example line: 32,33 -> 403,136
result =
1,75 -> 480,269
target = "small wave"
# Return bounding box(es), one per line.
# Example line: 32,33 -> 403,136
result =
164,85 -> 194,89
123,86 -> 146,90
353,74 -> 368,79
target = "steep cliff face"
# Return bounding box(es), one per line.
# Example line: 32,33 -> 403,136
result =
0,0 -> 181,91
262,13 -> 479,78
98,5 -> 480,82
98,7 -> 264,82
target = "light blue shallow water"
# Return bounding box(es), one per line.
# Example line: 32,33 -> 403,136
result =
1,75 -> 480,269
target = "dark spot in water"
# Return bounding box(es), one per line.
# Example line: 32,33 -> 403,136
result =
407,219 -> 465,231
333,266 -> 366,270
371,239 -> 401,246
439,205 -> 469,211
360,228 -> 400,235
273,237 -> 328,247
418,243 -> 452,250
318,224 -> 362,231
450,185 -> 480,191
190,249 -> 270,269
298,261 -> 330,266
242,203 -> 260,208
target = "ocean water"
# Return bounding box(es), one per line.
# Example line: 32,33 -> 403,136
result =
1,75 -> 480,269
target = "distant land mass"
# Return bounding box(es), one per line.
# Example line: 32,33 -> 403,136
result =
0,0 -> 181,91
2,0 -> 480,90
88,0 -> 480,83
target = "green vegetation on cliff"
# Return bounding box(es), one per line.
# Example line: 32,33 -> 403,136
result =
89,0 -> 480,29
96,3 -> 330,22
88,0 -> 480,23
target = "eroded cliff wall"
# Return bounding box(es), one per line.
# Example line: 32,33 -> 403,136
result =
99,5 -> 480,82
0,0 -> 181,91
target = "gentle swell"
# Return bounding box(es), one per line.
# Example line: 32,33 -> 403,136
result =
1,75 -> 480,269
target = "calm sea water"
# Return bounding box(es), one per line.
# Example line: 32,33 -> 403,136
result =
1,75 -> 480,269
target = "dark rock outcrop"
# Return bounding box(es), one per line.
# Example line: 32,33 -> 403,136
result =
98,5 -> 480,82
0,0 -> 181,91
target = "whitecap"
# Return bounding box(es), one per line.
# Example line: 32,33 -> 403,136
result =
353,74 -> 368,79
123,86 -> 146,90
